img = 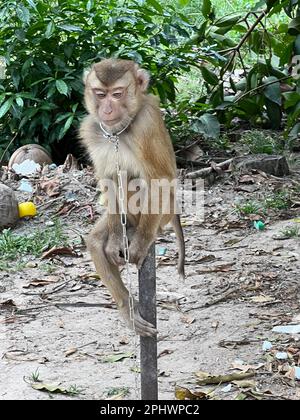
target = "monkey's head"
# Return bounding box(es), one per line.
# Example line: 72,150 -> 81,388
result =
83,59 -> 150,133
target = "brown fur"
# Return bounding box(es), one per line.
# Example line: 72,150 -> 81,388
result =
80,59 -> 185,337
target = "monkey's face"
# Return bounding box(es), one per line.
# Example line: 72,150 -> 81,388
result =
84,59 -> 150,132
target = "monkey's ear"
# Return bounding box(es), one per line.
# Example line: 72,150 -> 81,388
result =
83,68 -> 91,84
136,68 -> 150,92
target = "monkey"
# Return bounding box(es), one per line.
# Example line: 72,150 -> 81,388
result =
80,58 -> 185,337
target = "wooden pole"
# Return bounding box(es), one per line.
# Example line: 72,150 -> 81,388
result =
138,243 -> 158,400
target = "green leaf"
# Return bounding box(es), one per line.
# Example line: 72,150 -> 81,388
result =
55,80 -> 68,96
202,0 -> 212,18
192,114 -> 220,139
55,113 -> 71,123
263,76 -> 281,106
238,98 -> 261,116
229,77 -> 237,94
86,0 -> 94,11
19,92 -> 38,100
58,115 -> 74,139
265,99 -> 282,130
288,122 -> 300,139
147,0 -> 163,13
178,0 -> 190,6
288,17 -> 300,36
295,35 -> 300,56
45,21 -> 55,38
71,103 -> 78,113
266,0 -> 280,11
26,0 -> 37,9
214,13 -> 242,28
57,24 -> 83,32
283,92 -> 300,109
16,97 -> 24,107
200,66 -> 219,86
0,98 -> 13,119
21,58 -> 32,77
16,5 -> 30,25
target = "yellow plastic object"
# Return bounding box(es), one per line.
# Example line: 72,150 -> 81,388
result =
18,202 -> 37,218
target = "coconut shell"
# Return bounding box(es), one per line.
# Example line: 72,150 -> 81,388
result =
0,184 -> 19,228
8,144 -> 52,169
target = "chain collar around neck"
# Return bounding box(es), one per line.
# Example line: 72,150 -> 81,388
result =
99,121 -> 130,146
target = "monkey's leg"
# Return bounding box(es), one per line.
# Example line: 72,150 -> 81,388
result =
105,214 -> 125,266
129,214 -> 161,269
86,215 -> 157,337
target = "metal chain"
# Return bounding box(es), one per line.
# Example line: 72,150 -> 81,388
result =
100,124 -> 140,399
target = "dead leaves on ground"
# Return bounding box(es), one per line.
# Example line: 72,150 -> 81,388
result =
40,178 -> 61,197
41,246 -> 79,259
175,386 -> 210,400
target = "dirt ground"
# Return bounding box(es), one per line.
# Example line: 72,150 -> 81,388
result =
1,159 -> 300,400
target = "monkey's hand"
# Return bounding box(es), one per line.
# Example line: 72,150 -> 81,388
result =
119,298 -> 157,337
105,235 -> 125,266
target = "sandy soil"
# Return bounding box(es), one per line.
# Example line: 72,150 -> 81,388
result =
0,162 -> 300,400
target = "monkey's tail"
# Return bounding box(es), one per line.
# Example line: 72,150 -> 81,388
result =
172,214 -> 185,279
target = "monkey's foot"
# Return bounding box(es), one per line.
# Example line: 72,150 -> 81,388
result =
119,302 -> 157,337
129,241 -> 150,269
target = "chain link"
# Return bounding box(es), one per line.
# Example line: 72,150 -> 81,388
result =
100,126 -> 140,399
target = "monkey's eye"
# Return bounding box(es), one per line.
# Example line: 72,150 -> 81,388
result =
94,90 -> 106,98
112,92 -> 123,99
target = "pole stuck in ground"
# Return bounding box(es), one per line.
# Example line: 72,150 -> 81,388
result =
138,243 -> 158,400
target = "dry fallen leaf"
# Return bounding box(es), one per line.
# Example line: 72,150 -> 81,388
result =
41,246 -> 78,259
249,295 -> 274,303
239,175 -> 255,184
233,379 -> 256,388
158,349 -> 174,358
40,178 -> 61,197
31,382 -> 66,394
231,362 -> 264,372
103,352 -> 133,363
195,370 -> 255,385
65,347 -> 78,357
0,299 -> 16,308
175,386 -> 209,400
23,276 -> 58,288
119,336 -> 129,345
180,315 -> 195,325
196,263 -> 236,274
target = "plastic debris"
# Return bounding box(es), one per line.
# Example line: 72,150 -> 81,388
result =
295,367 -> 300,380
221,384 -> 232,393
272,325 -> 300,334
49,163 -> 57,170
18,202 -> 37,218
275,352 -> 288,360
262,341 -> 273,351
65,192 -> 78,202
157,246 -> 167,256
12,159 -> 41,176
18,179 -> 33,193
254,220 -> 265,231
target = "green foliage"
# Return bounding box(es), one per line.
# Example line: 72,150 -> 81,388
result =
236,200 -> 261,215
0,219 -> 68,270
280,225 -> 299,238
264,190 -> 291,210
241,130 -> 283,154
187,0 -> 300,139
0,0 -> 300,156
236,189 -> 292,218
0,0 -> 197,159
